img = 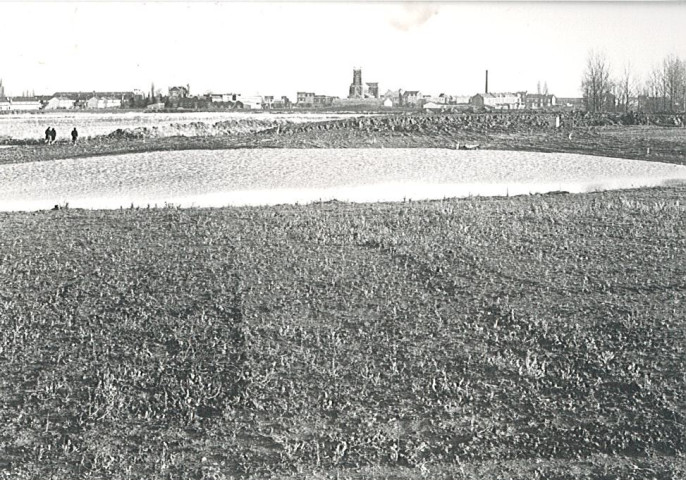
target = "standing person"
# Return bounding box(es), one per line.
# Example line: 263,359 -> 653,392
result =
45,127 -> 51,143
71,127 -> 78,144
50,127 -> 57,144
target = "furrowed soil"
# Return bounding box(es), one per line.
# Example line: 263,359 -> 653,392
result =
1,186 -> 685,479
1,112 -> 686,167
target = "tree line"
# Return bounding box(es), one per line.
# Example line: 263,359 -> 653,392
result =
582,50 -> 686,113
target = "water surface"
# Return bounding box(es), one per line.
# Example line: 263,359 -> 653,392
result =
0,149 -> 684,211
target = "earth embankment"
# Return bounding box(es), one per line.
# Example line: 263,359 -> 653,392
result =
105,118 -> 294,140
1,112 -> 685,167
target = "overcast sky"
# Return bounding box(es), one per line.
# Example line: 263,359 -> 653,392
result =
1,2 -> 685,99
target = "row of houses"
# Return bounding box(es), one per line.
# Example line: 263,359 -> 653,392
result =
288,89 -> 561,110
0,91 -> 146,111
467,92 -> 557,110
462,92 -> 668,113
0,75 -> 581,112
0,74 -> 570,112
296,92 -> 337,107
159,86 -> 281,110
0,86 -> 269,111
0,89 -> 575,112
294,89 -> 427,108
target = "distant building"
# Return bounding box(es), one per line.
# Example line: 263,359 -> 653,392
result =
167,86 -> 206,109
8,96 -> 42,111
45,96 -> 77,110
402,90 -> 422,106
637,95 -> 665,113
428,94 -> 448,105
470,92 -> 523,110
45,91 -> 133,110
49,92 -> 86,109
209,93 -> 240,103
241,95 -> 263,109
127,90 -> 147,108
348,68 -> 379,99
272,96 -> 292,109
297,92 -> 315,106
557,97 -> 586,111
524,93 -> 557,110
383,98 -> 394,108
617,95 -> 640,113
35,95 -> 53,108
313,95 -> 337,107
423,102 -> 444,112
382,89 -> 402,106
174,97 -> 211,109
435,94 -> 471,105
365,82 -> 379,99
0,81 -> 44,110
349,69 -> 363,99
86,96 -> 123,109
169,85 -> 190,99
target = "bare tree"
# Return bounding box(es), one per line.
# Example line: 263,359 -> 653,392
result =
662,55 -> 686,112
617,62 -> 635,113
643,65 -> 664,112
644,56 -> 686,112
582,50 -> 613,112
536,80 -> 549,96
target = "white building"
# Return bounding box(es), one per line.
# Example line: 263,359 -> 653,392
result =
210,93 -> 240,103
435,94 -> 471,105
45,96 -> 76,110
9,98 -> 42,111
470,92 -> 524,110
239,95 -> 263,110
524,93 -> 557,110
86,96 -> 122,109
423,102 -> 444,112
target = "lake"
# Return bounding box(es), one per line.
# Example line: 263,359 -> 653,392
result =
0,149 -> 685,211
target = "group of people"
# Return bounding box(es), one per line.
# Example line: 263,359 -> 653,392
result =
44,127 -> 79,144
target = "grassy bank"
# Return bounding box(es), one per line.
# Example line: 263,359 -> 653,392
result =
1,186 -> 685,479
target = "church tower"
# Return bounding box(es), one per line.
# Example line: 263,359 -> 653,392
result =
348,68 -> 363,99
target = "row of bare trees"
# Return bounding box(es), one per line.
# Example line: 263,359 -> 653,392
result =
644,55 -> 686,113
582,50 -> 686,113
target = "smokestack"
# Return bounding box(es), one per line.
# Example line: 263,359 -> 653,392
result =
485,70 -> 489,94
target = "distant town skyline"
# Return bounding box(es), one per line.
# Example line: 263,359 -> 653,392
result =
1,2 -> 685,99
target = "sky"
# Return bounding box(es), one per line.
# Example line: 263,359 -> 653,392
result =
1,2 -> 685,99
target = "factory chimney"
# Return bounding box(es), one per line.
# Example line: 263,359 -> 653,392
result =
485,70 -> 489,94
